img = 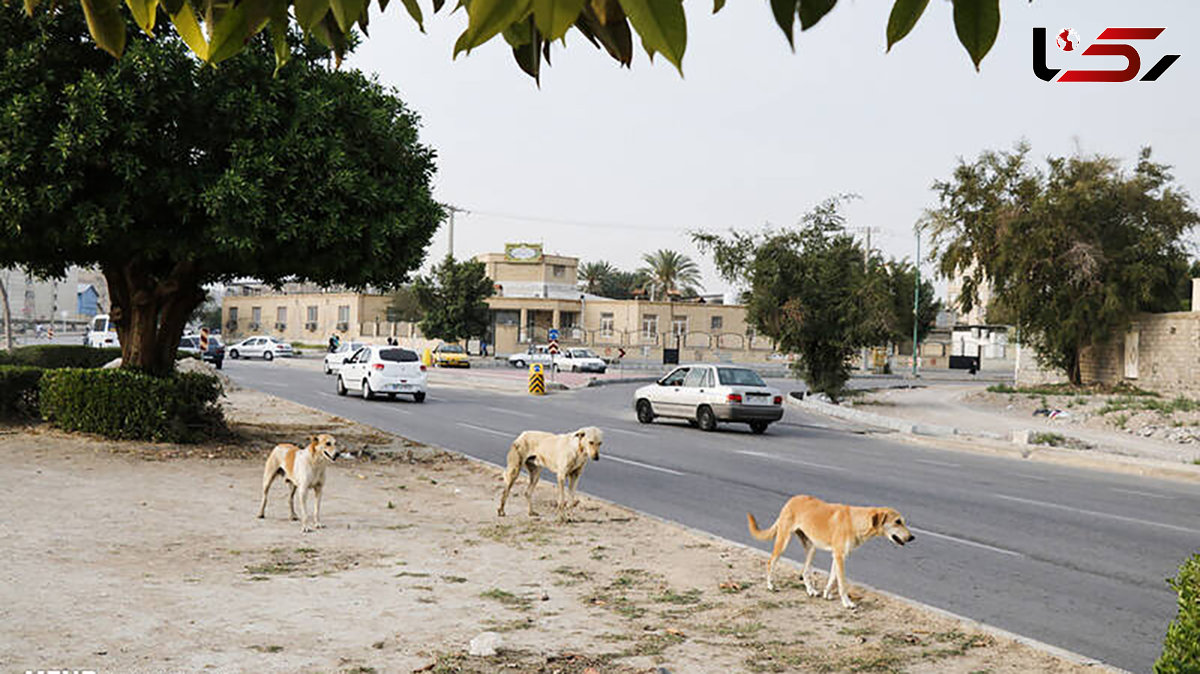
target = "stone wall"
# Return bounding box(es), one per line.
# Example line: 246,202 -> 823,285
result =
1079,311 -> 1200,392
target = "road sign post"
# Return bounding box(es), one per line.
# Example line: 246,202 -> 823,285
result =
528,363 -> 545,395
200,327 -> 209,353
547,331 -> 560,384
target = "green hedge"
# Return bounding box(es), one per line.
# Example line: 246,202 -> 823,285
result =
0,345 -> 122,369
39,369 -> 224,443
0,365 -> 44,418
1157,553 -> 1200,674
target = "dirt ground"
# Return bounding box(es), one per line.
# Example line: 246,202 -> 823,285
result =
1,390 -> 1100,674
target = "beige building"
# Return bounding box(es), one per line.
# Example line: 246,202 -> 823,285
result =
219,245 -> 775,362
945,262 -> 994,326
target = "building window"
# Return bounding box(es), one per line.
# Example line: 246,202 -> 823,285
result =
494,310 -> 519,326
251,306 -> 261,324
561,311 -> 579,329
642,314 -> 658,338
600,313 -> 614,336
672,317 -> 688,336
307,306 -> 318,322
338,305 -> 350,323
711,315 -> 723,331
552,265 -> 565,277
276,307 -> 287,323
228,307 -> 238,322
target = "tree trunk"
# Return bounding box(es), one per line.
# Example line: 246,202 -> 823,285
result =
102,260 -> 205,376
0,277 -> 13,351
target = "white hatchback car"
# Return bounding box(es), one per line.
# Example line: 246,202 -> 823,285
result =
336,346 -> 428,402
633,364 -> 783,434
228,336 -> 294,360
553,348 -> 607,373
323,341 -> 367,374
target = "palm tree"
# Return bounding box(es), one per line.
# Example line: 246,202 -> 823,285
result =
638,250 -> 703,301
578,261 -> 615,294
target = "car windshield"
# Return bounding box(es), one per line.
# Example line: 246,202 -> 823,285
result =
570,349 -> 596,358
440,344 -> 465,353
380,348 -> 419,362
210,337 -> 223,347
717,368 -> 767,387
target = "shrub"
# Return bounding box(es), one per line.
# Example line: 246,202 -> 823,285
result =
39,369 -> 224,442
1157,553 -> 1200,674
0,365 -> 44,418
0,345 -> 121,369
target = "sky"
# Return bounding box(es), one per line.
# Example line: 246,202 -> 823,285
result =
348,0 -> 1200,298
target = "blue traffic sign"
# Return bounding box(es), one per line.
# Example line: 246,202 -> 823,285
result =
548,328 -> 560,340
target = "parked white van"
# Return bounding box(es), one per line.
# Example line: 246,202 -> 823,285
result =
86,314 -> 119,348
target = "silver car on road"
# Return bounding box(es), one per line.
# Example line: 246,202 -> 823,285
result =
633,364 -> 783,434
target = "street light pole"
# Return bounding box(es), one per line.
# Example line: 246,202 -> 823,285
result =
912,231 -> 920,378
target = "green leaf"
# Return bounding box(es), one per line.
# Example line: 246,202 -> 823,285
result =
294,0 -> 330,31
310,12 -> 348,64
166,0 -> 208,59
797,0 -> 834,31
399,0 -> 424,30
617,0 -> 685,72
576,1 -> 632,65
951,0 -> 998,71
453,0 -> 532,56
329,0 -> 365,32
885,0 -> 927,51
533,0 -> 586,42
711,0 -> 723,13
208,0 -> 252,62
23,0 -> 43,15
125,0 -> 158,33
769,0 -> 795,48
268,14 -> 290,74
81,0 -> 127,57
431,0 -> 444,12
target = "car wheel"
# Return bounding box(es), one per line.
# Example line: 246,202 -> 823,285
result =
229,349 -> 239,359
696,405 -> 718,432
337,376 -> 347,396
363,379 -> 375,400
513,359 -> 526,368
686,419 -> 698,428
264,351 -> 274,361
636,399 -> 655,424
749,420 -> 770,435
413,392 -> 426,403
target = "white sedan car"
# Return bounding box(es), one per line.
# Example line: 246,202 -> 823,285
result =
323,341 -> 367,374
553,348 -> 607,373
336,345 -> 427,402
633,364 -> 783,434
228,336 -> 294,360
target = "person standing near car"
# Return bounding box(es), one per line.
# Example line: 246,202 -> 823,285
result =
329,334 -> 340,353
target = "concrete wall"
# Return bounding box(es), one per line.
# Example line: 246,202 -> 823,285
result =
1079,311 -> 1200,392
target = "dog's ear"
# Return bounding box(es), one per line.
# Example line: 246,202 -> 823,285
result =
872,511 -> 886,529
574,429 -> 586,438
306,435 -> 317,446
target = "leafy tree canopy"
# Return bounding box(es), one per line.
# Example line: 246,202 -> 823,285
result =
388,285 -> 425,323
883,258 -> 940,346
19,0 -> 1003,81
0,4 -> 443,374
638,249 -> 702,301
923,144 -> 1198,384
694,197 -> 892,401
413,255 -> 495,342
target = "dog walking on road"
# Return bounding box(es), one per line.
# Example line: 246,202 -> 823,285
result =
498,427 -> 603,520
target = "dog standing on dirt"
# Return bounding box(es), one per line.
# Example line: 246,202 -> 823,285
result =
258,433 -> 342,533
747,495 -> 914,609
497,427 -> 603,520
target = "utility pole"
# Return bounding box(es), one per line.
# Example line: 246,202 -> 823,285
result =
851,226 -> 882,265
912,231 -> 920,377
444,204 -> 468,259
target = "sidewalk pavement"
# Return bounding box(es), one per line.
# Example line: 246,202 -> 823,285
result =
792,384 -> 1200,482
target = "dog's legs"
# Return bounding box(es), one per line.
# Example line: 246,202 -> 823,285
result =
832,551 -> 855,609
258,466 -> 279,518
497,449 -> 522,517
288,483 -> 298,521
524,462 -> 542,517
766,526 -> 792,591
297,483 -> 311,533
567,471 -> 581,509
312,483 -> 324,529
555,472 -> 569,521
822,556 -> 837,599
798,535 -> 819,597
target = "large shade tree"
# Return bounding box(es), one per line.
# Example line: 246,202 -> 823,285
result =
0,4 -> 443,374
923,145 -> 1197,384
16,0 -> 1004,81
412,255 -> 495,343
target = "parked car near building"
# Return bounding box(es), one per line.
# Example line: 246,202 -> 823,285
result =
432,343 -> 470,368
323,341 -> 367,374
632,364 -> 783,434
507,344 -> 554,368
178,334 -> 225,369
553,348 -> 607,373
336,346 -> 427,402
85,314 -> 119,348
228,336 -> 294,361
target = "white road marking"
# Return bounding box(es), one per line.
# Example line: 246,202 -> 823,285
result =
909,527 -> 1025,558
1016,474 -> 1050,482
915,459 -> 961,468
606,428 -> 651,437
606,456 -> 685,476
486,406 -> 535,418
1111,488 -> 1175,500
456,423 -> 513,439
736,450 -> 846,472
994,494 -> 1200,535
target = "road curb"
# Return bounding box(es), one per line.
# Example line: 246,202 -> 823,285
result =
787,395 -> 1200,484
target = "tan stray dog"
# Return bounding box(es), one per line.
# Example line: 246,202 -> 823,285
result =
497,427 -> 603,520
257,434 -> 341,533
747,495 -> 914,609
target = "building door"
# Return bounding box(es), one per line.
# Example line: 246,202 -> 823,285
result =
1123,327 -> 1139,379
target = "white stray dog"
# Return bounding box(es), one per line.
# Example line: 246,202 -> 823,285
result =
497,426 -> 603,520
257,433 -> 342,532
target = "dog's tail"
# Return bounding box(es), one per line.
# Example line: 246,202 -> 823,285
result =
746,512 -> 777,541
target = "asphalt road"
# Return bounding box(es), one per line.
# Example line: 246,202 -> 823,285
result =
223,358 -> 1199,673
